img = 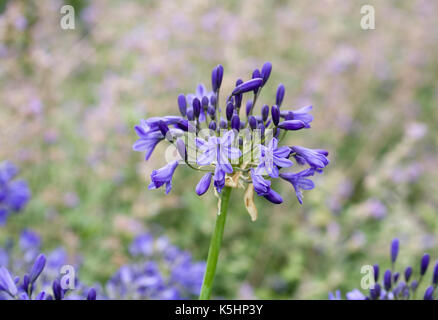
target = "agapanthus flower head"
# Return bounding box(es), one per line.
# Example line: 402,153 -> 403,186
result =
0,161 -> 31,225
133,62 -> 329,219
330,238 -> 438,300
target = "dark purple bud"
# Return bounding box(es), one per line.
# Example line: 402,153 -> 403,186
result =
393,272 -> 400,283
210,94 -> 217,107
424,286 -> 434,300
421,253 -> 430,276
226,102 -> 234,121
178,94 -> 187,116
261,104 -> 269,122
263,189 -> 283,204
248,116 -> 257,130
175,138 -> 186,161
87,288 -> 97,300
196,172 -> 212,196
260,62 -> 272,85
274,127 -> 280,138
20,274 -> 30,293
411,280 -> 418,291
202,96 -> 209,108
29,254 -> 46,284
232,78 -> 263,95
36,291 -> 46,300
384,269 -> 392,291
192,98 -> 201,118
373,264 -> 380,282
231,114 -> 240,131
186,108 -> 194,121
235,79 -> 243,108
252,69 -> 260,79
271,105 -> 280,126
258,122 -> 265,135
391,238 -> 399,263
370,283 -> 381,300
245,100 -> 253,116
211,66 -> 218,91
52,279 -> 63,300
404,266 -> 413,282
433,261 -> 438,285
216,65 -> 224,90
219,119 -> 227,129
277,120 -> 307,130
276,83 -> 285,107
209,121 -> 217,131
207,106 -> 216,119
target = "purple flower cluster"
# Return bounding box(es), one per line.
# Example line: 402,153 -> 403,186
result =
0,161 -> 31,225
329,238 -> 438,300
0,229 -> 95,300
105,233 -> 205,299
133,62 -> 329,208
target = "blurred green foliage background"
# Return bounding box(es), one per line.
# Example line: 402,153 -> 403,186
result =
1,0 -> 437,299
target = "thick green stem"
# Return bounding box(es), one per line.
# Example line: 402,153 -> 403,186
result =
199,186 -> 232,300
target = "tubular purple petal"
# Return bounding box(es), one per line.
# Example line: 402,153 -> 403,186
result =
276,84 -> 285,107
232,78 -> 263,95
178,94 -> 187,116
272,105 -> 280,126
260,62 -> 272,85
277,120 -> 307,131
196,173 -> 213,196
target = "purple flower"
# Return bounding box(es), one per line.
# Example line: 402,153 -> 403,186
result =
280,168 -> 316,204
384,270 -> 392,291
232,78 -> 263,95
391,238 -> 399,263
29,254 -> 46,284
196,173 -> 212,196
277,120 -> 308,131
211,65 -> 223,92
421,254 -> 430,276
0,161 -> 31,225
432,261 -> 438,285
195,130 -> 241,177
250,169 -> 283,204
328,290 -> 341,300
133,123 -> 166,160
280,105 -> 314,126
148,161 -> 179,194
260,62 -> 272,85
256,138 -> 293,178
424,286 -> 434,300
346,289 -> 366,300
130,234 -> 154,257
0,266 -> 18,296
291,146 -> 329,170
276,84 -> 285,107
271,105 -> 280,126
404,266 -> 413,282
186,84 -> 215,122
19,230 -> 41,251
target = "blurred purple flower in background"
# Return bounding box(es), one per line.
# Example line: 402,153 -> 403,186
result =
106,234 -> 205,299
0,161 -> 31,225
